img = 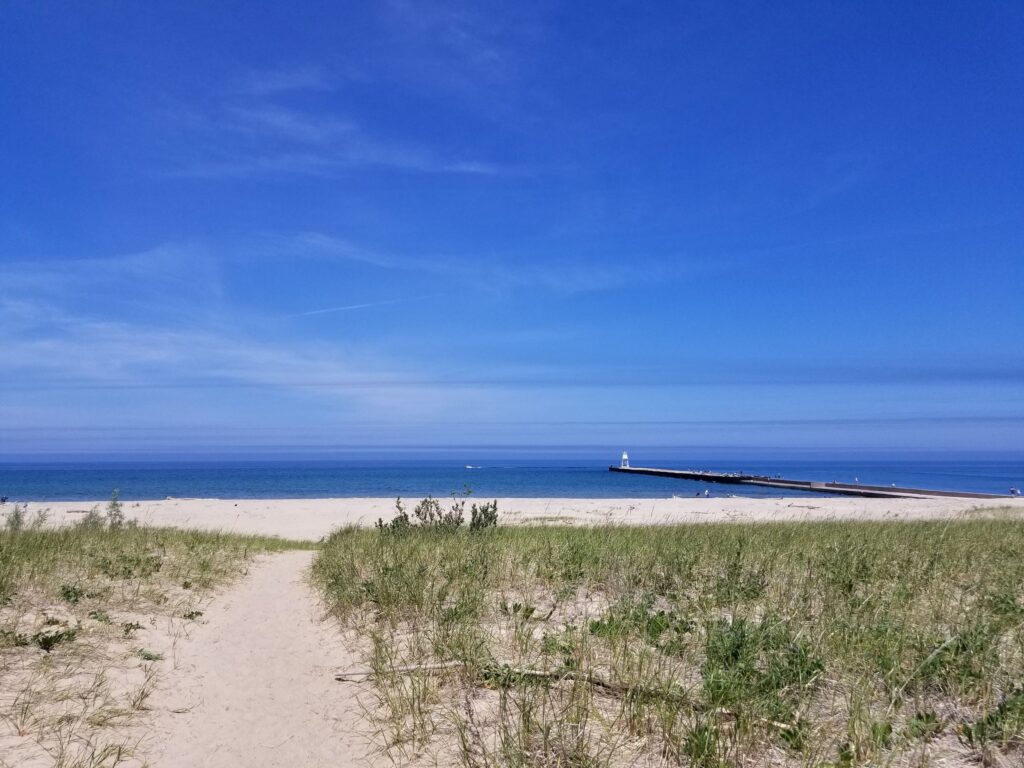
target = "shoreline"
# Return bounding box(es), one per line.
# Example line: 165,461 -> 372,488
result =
14,496 -> 1024,540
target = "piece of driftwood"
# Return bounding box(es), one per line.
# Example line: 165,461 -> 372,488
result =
335,661 -> 465,682
336,660 -> 688,704
335,661 -> 795,731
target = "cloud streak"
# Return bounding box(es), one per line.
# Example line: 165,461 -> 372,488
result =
299,294 -> 439,316
235,66 -> 335,96
278,232 -> 711,295
163,85 -> 506,178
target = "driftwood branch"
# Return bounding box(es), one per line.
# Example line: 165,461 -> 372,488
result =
335,660 -> 688,704
335,661 -> 795,731
335,661 -> 464,682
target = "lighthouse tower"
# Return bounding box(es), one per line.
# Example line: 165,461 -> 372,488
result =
621,451 -> 630,469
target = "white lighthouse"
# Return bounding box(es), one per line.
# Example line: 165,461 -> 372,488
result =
621,451 -> 630,468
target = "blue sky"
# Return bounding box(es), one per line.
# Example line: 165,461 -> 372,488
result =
1,1 -> 1022,458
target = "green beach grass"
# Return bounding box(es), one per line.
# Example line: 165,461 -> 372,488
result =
0,501 -> 313,767
313,512 -> 1024,766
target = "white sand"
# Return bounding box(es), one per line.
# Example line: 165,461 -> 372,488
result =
144,550 -> 379,768
20,495 -> 1024,540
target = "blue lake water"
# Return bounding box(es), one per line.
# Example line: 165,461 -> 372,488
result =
0,459 -> 1021,501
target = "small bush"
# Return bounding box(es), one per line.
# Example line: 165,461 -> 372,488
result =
416,495 -> 465,529
376,497 -> 412,533
469,500 -> 498,531
377,494 -> 498,534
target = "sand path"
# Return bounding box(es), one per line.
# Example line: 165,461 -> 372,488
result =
146,551 -> 375,767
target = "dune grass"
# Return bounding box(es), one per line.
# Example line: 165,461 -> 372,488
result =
314,513 -> 1024,767
0,503 -> 312,767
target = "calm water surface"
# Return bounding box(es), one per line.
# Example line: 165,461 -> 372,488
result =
1,459 -> 1021,501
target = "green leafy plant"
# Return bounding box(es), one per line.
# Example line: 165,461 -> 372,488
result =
907,711 -> 941,739
60,583 -> 85,603
32,626 -> 78,652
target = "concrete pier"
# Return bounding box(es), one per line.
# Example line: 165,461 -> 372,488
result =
608,466 -> 1011,500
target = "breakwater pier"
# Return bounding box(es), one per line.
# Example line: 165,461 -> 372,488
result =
608,466 -> 1011,499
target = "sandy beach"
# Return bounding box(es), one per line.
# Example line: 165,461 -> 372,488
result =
20,495 -> 1024,539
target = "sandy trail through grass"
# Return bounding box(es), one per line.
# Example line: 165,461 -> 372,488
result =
146,550 -> 375,768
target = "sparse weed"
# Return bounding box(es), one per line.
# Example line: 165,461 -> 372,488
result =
128,666 -> 159,711
106,489 -> 125,528
4,502 -> 26,532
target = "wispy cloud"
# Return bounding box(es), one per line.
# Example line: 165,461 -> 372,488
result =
377,0 -> 548,118
299,294 -> 439,316
0,244 -> 225,323
384,0 -> 512,75
0,246 -> 475,426
235,66 -> 335,96
223,104 -> 357,143
275,231 -> 721,295
163,83 -> 506,178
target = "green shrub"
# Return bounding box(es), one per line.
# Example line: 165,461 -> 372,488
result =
377,494 -> 499,533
